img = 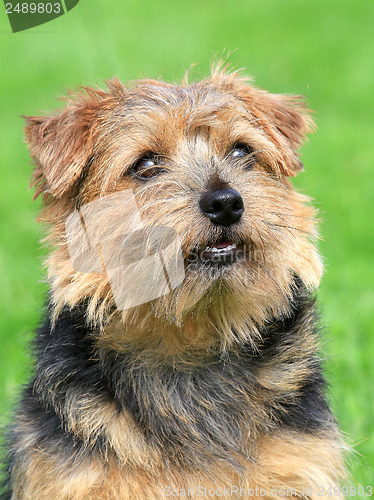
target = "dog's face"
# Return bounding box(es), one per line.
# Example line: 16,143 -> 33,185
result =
25,68 -> 322,347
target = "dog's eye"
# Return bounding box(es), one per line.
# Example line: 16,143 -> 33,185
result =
131,154 -> 166,180
230,144 -> 253,159
231,148 -> 246,158
229,144 -> 255,169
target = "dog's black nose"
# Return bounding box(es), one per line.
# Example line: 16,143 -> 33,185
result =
199,188 -> 244,227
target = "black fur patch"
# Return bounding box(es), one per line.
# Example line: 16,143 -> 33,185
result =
1,286 -> 334,494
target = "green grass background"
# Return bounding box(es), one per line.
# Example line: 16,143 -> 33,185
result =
0,0 -> 373,489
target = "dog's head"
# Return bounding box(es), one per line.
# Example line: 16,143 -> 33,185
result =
25,66 -> 322,348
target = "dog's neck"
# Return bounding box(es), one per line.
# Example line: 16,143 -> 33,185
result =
34,283 -> 327,471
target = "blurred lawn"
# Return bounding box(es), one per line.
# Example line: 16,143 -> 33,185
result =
0,0 -> 373,488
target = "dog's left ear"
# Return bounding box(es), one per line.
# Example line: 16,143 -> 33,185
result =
245,89 -> 315,177
234,85 -> 315,177
212,69 -> 315,177
251,91 -> 315,176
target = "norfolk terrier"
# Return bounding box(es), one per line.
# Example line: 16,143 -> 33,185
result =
2,65 -> 346,499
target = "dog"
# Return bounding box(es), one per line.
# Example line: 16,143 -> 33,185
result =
2,65 -> 346,499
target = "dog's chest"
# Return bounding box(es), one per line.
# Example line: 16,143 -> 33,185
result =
107,352 -> 264,467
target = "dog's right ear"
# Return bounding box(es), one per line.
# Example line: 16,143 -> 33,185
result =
24,79 -> 125,199
25,98 -> 98,199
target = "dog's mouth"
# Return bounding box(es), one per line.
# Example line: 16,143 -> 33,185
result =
187,238 -> 246,265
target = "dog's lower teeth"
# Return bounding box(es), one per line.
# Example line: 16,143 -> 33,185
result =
205,243 -> 237,253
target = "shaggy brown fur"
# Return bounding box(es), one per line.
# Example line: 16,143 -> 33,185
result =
2,65 -> 346,499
